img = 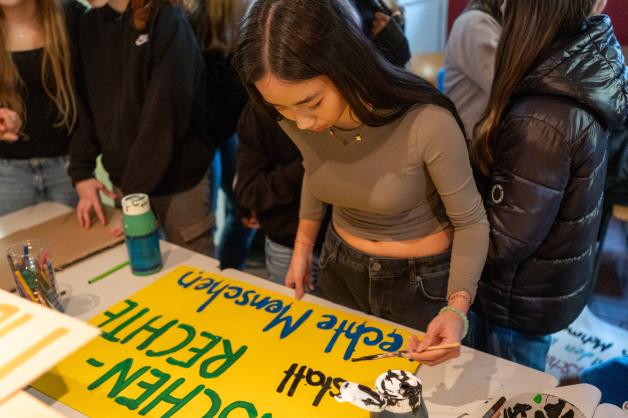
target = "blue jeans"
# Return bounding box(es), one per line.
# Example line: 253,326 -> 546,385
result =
0,156 -> 77,216
265,237 -> 320,286
465,310 -> 552,371
317,224 -> 450,331
210,135 -> 255,269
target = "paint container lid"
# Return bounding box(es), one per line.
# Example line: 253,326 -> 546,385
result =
335,370 -> 423,415
122,194 -> 151,216
335,382 -> 385,412
375,370 -> 422,413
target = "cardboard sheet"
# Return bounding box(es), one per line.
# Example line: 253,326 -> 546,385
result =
0,207 -> 123,291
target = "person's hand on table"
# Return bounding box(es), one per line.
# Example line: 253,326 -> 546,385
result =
285,241 -> 314,300
76,178 -> 118,228
405,291 -> 471,366
109,218 -> 124,237
0,108 -> 22,142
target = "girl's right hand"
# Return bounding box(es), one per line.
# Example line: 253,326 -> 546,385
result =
0,108 -> 22,142
284,244 -> 314,300
75,178 -> 118,228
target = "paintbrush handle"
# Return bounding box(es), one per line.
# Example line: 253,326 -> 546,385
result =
420,342 -> 461,352
352,343 -> 462,362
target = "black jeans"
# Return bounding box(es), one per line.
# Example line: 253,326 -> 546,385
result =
317,225 -> 450,331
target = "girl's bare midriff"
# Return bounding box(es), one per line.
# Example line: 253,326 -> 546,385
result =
334,223 -> 453,258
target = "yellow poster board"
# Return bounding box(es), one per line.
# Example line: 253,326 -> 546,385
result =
34,266 -> 419,417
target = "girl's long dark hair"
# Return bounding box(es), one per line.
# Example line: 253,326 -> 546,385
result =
472,0 -> 595,175
235,0 -> 464,133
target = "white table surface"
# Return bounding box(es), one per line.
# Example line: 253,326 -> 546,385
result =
2,203 -> 563,418
593,403 -> 628,418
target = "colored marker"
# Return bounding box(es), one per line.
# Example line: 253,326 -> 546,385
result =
14,271 -> 37,303
481,396 -> 507,418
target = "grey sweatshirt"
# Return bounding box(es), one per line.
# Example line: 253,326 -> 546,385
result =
444,10 -> 501,139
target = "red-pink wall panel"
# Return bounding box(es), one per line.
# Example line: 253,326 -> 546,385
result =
447,0 -> 627,45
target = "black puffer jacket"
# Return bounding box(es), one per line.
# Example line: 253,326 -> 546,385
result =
473,16 -> 628,335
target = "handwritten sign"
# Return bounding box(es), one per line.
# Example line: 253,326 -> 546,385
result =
33,266 -> 417,417
0,290 -> 100,403
547,307 -> 628,380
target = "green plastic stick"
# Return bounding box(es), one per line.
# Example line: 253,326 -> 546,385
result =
88,261 -> 130,285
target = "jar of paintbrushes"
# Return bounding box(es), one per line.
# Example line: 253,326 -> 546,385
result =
7,239 -> 64,312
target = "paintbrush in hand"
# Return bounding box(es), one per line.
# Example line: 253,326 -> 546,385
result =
351,343 -> 461,362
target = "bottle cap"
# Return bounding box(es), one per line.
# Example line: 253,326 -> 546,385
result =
121,193 -> 151,216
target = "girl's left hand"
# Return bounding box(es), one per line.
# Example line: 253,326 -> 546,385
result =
405,310 -> 463,366
0,108 -> 22,142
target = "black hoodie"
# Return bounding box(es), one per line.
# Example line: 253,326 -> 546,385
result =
69,3 -> 212,196
473,16 -> 628,335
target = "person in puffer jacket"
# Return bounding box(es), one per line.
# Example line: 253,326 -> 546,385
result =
467,0 -> 628,372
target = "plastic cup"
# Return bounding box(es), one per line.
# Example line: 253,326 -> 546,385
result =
6,239 -> 64,312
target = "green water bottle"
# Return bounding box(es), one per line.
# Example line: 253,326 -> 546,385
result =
121,193 -> 163,276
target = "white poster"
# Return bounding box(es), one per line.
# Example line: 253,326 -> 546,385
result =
0,290 -> 100,402
547,307 -> 628,380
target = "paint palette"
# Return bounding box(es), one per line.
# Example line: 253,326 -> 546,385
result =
501,393 -> 586,418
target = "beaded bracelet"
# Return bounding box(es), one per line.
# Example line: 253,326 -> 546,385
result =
448,292 -> 472,305
439,306 -> 469,339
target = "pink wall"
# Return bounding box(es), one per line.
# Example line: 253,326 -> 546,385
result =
448,0 -> 627,45
606,0 -> 627,46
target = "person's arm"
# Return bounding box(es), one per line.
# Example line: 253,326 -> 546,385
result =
119,8 -> 207,194
485,117 -> 571,266
286,218 -> 321,299
407,106 -> 489,365
68,18 -> 117,229
235,105 -> 305,212
285,174 -> 325,299
70,95 -> 119,228
422,107 -> 489,303
68,94 -> 99,185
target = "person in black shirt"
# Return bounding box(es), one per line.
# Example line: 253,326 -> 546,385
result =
183,0 -> 256,269
0,0 -> 84,216
70,0 -> 215,255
